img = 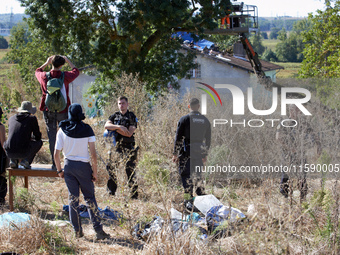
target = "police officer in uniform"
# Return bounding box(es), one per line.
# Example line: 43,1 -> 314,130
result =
104,96 -> 138,199
173,98 -> 211,198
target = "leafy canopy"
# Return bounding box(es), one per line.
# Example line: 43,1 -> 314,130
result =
19,0 -> 232,94
299,0 -> 340,109
299,0 -> 340,78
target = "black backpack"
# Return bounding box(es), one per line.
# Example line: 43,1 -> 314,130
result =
45,72 -> 67,112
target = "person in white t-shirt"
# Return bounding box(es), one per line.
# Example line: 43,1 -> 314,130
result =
54,103 -> 110,240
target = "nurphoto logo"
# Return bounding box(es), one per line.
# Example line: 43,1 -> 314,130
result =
197,82 -> 312,128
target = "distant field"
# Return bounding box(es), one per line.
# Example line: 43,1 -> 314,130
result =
0,49 -> 12,81
273,62 -> 302,78
262,39 -> 278,51
0,48 -> 9,60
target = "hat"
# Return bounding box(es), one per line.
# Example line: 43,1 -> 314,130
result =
68,103 -> 85,122
17,101 -> 37,114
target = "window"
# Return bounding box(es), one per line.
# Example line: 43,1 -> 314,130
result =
187,64 -> 201,78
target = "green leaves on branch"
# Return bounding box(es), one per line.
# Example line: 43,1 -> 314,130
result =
299,1 -> 340,78
18,0 -> 232,96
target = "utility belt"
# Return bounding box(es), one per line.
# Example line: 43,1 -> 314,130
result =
182,142 -> 205,157
116,141 -> 135,149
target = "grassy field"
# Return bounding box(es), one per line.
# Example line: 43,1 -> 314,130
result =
0,74 -> 339,254
262,39 -> 278,51
274,62 -> 302,79
0,45 -> 338,255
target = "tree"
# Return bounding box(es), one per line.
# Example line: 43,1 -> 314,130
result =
208,34 -> 238,53
6,21 -> 53,104
299,1 -> 340,109
262,48 -> 277,62
261,32 -> 268,40
300,0 -> 340,78
274,19 -> 311,63
250,33 -> 265,56
19,0 -> 233,95
269,27 -> 280,39
0,36 -> 8,49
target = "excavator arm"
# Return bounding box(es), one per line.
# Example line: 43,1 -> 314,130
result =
239,33 -> 284,91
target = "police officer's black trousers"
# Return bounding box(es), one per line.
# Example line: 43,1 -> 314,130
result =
107,145 -> 138,198
179,156 -> 205,197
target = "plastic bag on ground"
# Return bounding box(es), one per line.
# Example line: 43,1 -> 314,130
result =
193,194 -> 223,215
0,212 -> 30,228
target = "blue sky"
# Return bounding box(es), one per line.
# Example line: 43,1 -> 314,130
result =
0,0 -> 326,17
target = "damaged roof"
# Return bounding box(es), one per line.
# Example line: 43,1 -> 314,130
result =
181,44 -> 284,73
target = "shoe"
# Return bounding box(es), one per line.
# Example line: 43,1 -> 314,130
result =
19,160 -> 31,169
75,230 -> 84,238
51,164 -> 57,171
131,191 -> 138,200
280,189 -> 288,198
9,159 -> 18,168
96,229 -> 110,240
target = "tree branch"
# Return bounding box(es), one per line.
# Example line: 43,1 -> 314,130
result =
94,3 -> 127,41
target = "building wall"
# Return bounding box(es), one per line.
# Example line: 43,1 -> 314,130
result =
69,73 -> 100,117
178,53 -> 273,101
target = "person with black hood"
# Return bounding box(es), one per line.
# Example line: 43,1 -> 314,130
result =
4,101 -> 42,169
0,106 -> 7,205
54,103 -> 110,240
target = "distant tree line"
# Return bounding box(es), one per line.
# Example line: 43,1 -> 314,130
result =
258,17 -> 304,32
0,36 -> 8,49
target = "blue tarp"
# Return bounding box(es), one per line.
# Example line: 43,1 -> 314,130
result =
0,212 -> 31,228
174,32 -> 215,49
63,204 -> 122,221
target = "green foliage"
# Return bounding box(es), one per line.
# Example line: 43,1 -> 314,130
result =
250,33 -> 265,56
259,17 -> 305,32
303,188 -> 335,240
0,102 -> 10,124
275,28 -> 304,62
208,34 -> 238,52
262,48 -> 277,62
0,36 -> 8,49
269,27 -> 280,39
15,187 -> 36,210
6,21 -> 54,105
261,32 -> 268,39
43,226 -> 76,254
300,1 -> 340,78
273,18 -> 312,63
138,152 -> 170,185
19,0 -> 233,95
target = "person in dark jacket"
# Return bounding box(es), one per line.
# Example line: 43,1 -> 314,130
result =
173,98 -> 211,198
4,101 -> 43,169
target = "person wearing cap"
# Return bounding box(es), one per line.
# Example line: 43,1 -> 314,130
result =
172,98 -> 211,199
54,103 -> 110,240
0,106 -> 7,205
35,55 -> 79,170
4,101 -> 42,169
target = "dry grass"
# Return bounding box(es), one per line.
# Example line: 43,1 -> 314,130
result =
0,74 -> 339,254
